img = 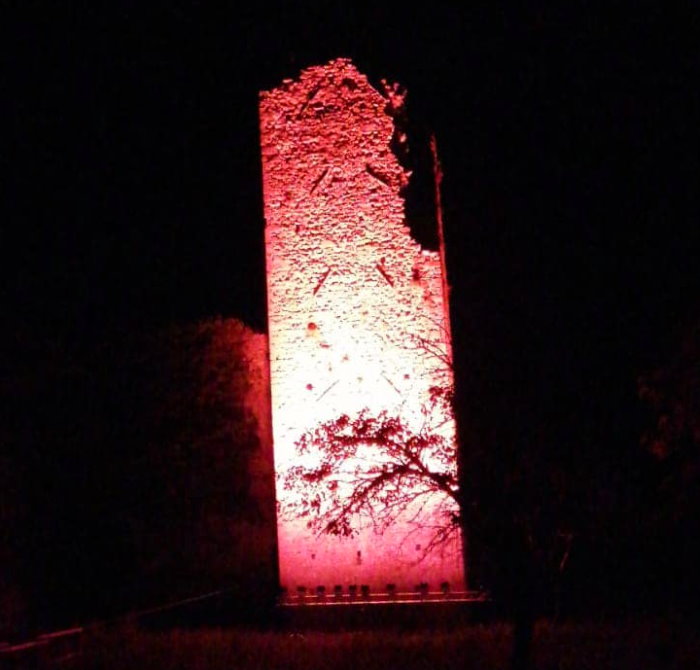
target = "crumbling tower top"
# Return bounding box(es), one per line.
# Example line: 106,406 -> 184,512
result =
259,58 -> 410,235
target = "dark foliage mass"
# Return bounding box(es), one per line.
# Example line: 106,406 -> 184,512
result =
637,317 -> 700,609
640,319 -> 700,464
80,620 -> 700,670
0,319 -> 276,636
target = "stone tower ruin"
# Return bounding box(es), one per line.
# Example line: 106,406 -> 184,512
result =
259,59 -> 464,599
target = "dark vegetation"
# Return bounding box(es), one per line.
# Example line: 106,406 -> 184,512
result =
0,319 -> 277,638
81,619 -> 700,670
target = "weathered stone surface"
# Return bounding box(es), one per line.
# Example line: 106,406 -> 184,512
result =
260,59 -> 463,594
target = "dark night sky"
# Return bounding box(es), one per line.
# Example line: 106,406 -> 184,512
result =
4,4 -> 699,444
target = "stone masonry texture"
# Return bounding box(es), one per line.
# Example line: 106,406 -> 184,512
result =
259,59 -> 464,595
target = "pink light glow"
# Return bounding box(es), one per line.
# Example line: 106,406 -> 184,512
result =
260,59 -> 464,597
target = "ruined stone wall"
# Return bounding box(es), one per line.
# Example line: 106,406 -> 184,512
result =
260,59 -> 464,595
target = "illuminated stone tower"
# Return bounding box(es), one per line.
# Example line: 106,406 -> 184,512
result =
260,59 -> 464,598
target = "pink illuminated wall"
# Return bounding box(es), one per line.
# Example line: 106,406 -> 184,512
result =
259,59 -> 464,596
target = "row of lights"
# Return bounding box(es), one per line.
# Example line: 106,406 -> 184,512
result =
284,581 -> 452,601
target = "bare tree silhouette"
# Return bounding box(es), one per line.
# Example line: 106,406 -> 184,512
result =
278,384 -> 461,560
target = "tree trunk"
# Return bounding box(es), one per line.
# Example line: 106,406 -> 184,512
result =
507,526 -> 538,670
511,598 -> 535,670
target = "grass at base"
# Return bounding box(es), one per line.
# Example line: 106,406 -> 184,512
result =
83,618 -> 700,670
